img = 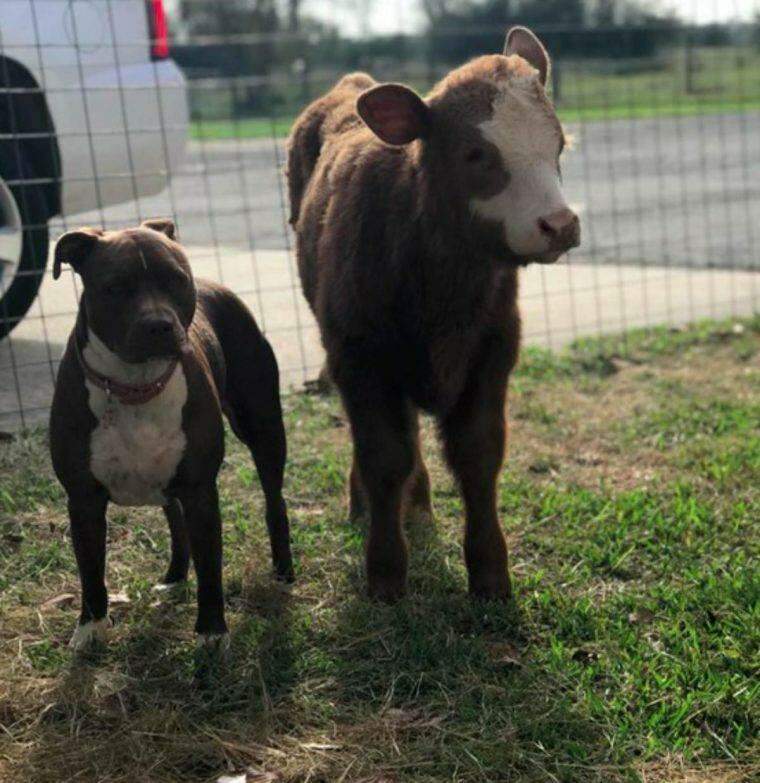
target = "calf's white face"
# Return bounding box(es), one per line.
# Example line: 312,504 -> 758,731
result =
471,77 -> 569,259
355,27 -> 579,265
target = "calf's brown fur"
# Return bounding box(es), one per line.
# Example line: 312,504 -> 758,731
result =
288,28 -> 578,601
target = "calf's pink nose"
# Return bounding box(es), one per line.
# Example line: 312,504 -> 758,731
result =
538,208 -> 581,251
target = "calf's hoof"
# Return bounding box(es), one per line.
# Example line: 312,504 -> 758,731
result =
405,506 -> 434,527
469,571 -> 512,602
348,508 -> 369,525
368,573 -> 407,603
69,617 -> 111,651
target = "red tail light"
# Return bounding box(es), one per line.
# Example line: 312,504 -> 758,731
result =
146,0 -> 169,60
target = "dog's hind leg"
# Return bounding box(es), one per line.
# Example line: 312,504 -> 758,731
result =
246,416 -> 294,583
225,340 -> 294,583
177,482 -> 228,642
155,497 -> 190,592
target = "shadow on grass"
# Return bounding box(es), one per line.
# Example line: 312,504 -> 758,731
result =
18,501 -> 632,783
21,572 -> 300,783
321,508 -> 632,783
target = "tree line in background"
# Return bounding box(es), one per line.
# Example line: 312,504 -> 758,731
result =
421,0 -> 682,63
169,0 -> 760,115
170,1 -> 759,70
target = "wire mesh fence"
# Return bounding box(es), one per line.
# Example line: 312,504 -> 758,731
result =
1,0 -> 759,430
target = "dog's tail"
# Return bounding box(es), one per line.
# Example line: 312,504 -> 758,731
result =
196,281 -> 278,404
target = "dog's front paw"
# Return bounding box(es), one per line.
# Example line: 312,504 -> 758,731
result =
194,631 -> 230,682
69,617 -> 110,651
152,580 -> 190,601
196,631 -> 230,655
274,562 -> 295,585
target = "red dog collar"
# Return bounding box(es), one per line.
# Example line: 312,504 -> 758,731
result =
76,340 -> 179,406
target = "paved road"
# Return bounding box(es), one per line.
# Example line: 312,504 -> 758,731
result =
54,111 -> 760,269
3,111 -> 760,430
3,255 -> 758,431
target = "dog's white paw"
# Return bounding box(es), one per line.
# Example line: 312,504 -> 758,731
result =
196,632 -> 230,655
69,617 -> 110,651
152,580 -> 189,599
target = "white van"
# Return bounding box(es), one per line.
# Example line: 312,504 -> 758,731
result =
0,0 -> 188,338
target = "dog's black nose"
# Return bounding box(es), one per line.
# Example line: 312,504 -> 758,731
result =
126,311 -> 182,361
140,316 -> 175,338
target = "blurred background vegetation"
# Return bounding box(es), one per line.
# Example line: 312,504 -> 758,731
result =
164,0 -> 760,137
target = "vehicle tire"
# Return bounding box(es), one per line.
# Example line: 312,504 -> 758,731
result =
0,150 -> 50,341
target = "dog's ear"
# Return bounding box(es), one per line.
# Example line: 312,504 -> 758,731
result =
53,228 -> 103,280
141,218 -> 177,240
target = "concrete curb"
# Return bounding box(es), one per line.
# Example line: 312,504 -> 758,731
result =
1,246 -> 757,431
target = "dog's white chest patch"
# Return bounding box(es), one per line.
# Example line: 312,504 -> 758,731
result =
85,340 -> 188,507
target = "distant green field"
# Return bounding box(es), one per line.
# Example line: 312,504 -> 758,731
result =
191,117 -> 294,141
190,97 -> 760,141
190,46 -> 760,141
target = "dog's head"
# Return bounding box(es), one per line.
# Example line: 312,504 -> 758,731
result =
54,220 -> 195,363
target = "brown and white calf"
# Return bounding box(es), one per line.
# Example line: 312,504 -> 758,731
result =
287,27 -> 579,602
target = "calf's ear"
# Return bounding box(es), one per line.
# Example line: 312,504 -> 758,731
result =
141,218 -> 177,240
53,228 -> 103,280
504,26 -> 550,86
357,84 -> 431,146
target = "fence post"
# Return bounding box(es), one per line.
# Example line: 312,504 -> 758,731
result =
552,58 -> 562,104
684,29 -> 696,94
301,57 -> 310,106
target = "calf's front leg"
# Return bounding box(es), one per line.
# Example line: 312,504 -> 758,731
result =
350,411 -> 431,527
342,387 -> 415,601
440,336 -> 512,600
405,413 -> 433,525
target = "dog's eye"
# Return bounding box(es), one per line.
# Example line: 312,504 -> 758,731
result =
105,283 -> 129,296
161,266 -> 190,287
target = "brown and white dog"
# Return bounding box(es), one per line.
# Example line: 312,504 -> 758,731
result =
49,220 -> 293,652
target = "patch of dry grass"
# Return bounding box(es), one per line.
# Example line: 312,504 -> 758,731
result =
0,317 -> 758,782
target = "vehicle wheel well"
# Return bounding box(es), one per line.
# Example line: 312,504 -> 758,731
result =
0,56 -> 61,218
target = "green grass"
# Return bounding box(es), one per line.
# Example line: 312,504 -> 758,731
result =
560,97 -> 760,122
0,318 -> 758,782
191,117 -> 295,141
190,97 -> 760,141
190,46 -> 760,141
